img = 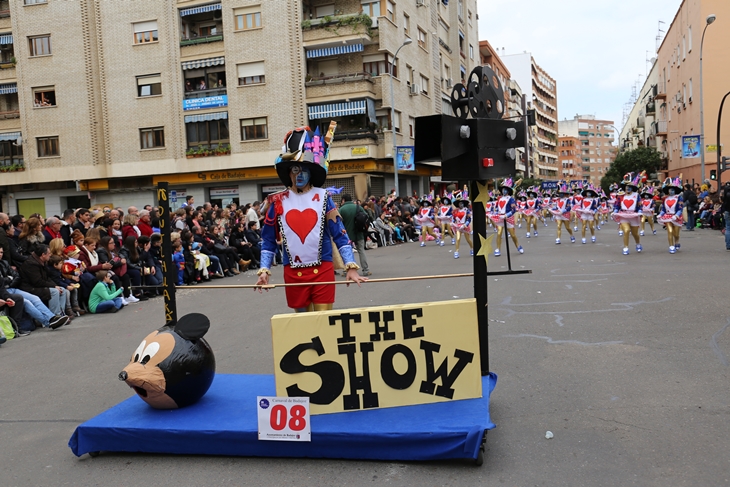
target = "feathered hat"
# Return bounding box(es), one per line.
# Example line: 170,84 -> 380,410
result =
620,172 -> 641,191
640,185 -> 655,197
275,122 -> 336,188
441,192 -> 453,206
558,181 -> 572,194
572,180 -> 584,193
527,186 -> 539,198
582,184 -> 599,198
516,190 -> 527,201
498,177 -> 521,195
662,173 -> 683,194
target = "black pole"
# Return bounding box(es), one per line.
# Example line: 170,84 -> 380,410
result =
470,180 -> 489,376
157,182 -> 177,326
716,90 -> 730,189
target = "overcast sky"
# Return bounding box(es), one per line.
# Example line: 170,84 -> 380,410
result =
477,0 -> 683,137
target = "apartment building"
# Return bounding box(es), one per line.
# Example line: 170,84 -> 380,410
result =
560,115 -> 616,185
557,136 -> 581,181
651,0 -> 730,185
0,0 -> 479,217
620,60 -> 660,165
501,52 -> 558,178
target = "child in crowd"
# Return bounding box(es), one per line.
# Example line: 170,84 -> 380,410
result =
48,255 -> 82,318
173,241 -> 185,286
61,245 -> 85,315
89,270 -> 124,314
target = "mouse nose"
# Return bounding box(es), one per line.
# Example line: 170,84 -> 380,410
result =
118,371 -> 128,381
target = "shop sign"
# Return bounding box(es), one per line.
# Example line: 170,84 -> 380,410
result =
396,146 -> 415,171
350,147 -> 369,156
182,95 -> 228,111
209,187 -> 239,197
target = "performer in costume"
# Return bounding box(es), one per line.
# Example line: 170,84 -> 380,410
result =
571,182 -> 584,232
515,191 -> 527,229
451,196 -> 473,259
490,178 -> 524,256
576,184 -> 599,243
612,172 -> 643,255
436,194 -> 455,246
658,175 -> 684,254
255,124 -> 367,312
550,183 -> 575,244
597,190 -> 611,229
485,191 -> 496,231
523,187 -> 541,238
639,186 -> 657,236
416,198 -> 440,246
541,191 -> 553,225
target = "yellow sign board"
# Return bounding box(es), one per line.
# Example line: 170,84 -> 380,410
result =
271,299 -> 482,415
350,147 -> 369,156
706,144 -> 723,153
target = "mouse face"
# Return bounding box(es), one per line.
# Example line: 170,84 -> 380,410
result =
119,314 -> 215,409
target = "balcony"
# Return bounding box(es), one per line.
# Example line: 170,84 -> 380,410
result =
653,120 -> 667,136
179,3 -> 223,47
305,72 -> 376,101
180,33 -> 223,46
0,109 -> 18,119
302,14 -> 373,44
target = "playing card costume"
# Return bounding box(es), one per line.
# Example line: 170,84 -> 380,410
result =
451,195 -> 473,259
490,178 -> 524,256
436,195 -> 455,246
257,124 -> 360,312
639,185 -> 657,236
575,184 -> 599,244
612,172 -> 643,255
658,175 -> 684,254
523,187 -> 541,238
571,182 -> 584,232
416,198 -> 440,246
550,183 -> 575,244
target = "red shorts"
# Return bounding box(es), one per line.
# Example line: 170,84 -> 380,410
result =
283,261 -> 335,309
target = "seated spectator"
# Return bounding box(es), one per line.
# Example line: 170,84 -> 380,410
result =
119,235 -> 146,301
137,210 -> 153,237
7,224 -> 27,266
0,246 -> 68,330
121,214 -> 140,241
137,235 -> 161,293
96,236 -> 133,303
399,211 -> 417,242
88,270 -> 124,314
18,244 -> 71,320
207,224 -> 243,274
18,217 -> 46,257
43,217 -> 63,245
0,254 -> 26,333
191,226 -> 224,278
47,255 -> 79,318
173,241 -> 185,285
49,237 -> 65,257
373,214 -> 393,247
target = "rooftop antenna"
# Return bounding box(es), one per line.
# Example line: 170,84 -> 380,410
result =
656,20 -> 666,52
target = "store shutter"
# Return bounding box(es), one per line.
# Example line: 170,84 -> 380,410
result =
323,177 -> 356,206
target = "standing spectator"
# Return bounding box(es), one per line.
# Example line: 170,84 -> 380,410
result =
683,183 -> 698,231
42,217 -> 63,244
339,194 -> 371,276
136,210 -> 154,237
246,201 -> 261,230
18,245 -> 70,319
60,209 -> 76,246
181,195 -> 195,208
73,208 -> 92,236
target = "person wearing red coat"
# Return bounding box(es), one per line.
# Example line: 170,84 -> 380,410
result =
136,210 -> 154,237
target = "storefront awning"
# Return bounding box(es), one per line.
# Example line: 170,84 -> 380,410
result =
180,3 -> 222,17
305,43 -> 364,59
308,100 -> 366,120
0,34 -> 12,45
184,111 -> 228,123
0,83 -> 17,95
182,56 -> 225,70
0,131 -> 20,141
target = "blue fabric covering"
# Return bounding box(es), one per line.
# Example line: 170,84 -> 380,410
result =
69,373 -> 497,461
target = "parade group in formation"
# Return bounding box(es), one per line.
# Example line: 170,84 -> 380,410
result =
412,172 -> 686,257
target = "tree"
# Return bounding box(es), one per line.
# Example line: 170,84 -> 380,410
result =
602,146 -> 663,192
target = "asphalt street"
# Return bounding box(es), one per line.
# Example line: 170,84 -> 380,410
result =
1,223 -> 729,487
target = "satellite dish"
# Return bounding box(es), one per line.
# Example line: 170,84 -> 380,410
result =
12,137 -> 21,147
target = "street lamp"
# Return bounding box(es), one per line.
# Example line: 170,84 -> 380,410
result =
390,38 -> 412,197
699,13 -> 716,184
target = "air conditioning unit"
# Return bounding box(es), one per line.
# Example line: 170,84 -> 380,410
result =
445,78 -> 453,88
416,0 -> 425,6
409,84 -> 420,95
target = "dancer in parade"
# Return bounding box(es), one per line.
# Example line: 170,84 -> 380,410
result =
639,186 -> 658,236
490,178 -> 524,256
541,190 -> 553,226
436,194 -> 455,246
523,187 -> 541,238
451,196 -> 473,259
597,190 -> 611,229
571,182 -> 584,232
550,183 -> 575,244
515,191 -> 527,229
576,184 -> 599,244
658,175 -> 684,254
255,124 -> 366,312
416,198 -> 441,247
612,172 -> 643,255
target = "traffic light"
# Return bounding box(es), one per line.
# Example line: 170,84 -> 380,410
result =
710,169 -> 717,180
526,109 -> 536,126
722,156 -> 729,171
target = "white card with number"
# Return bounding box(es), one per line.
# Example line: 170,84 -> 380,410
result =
257,396 -> 311,442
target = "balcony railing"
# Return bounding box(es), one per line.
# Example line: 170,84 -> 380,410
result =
333,129 -> 378,142
183,87 -> 227,100
180,33 -> 224,46
0,109 -> 19,119
0,10 -> 9,19
305,72 -> 372,85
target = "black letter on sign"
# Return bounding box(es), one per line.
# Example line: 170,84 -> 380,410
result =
280,336 -> 345,405
338,342 -> 379,410
419,340 -> 474,399
368,310 -> 396,342
380,344 -> 417,390
330,313 -> 361,344
402,308 -> 424,339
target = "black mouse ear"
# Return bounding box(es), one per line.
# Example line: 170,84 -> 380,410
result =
174,313 -> 210,341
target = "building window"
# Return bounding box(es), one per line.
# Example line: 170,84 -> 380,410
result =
688,26 -> 692,52
376,109 -> 391,131
186,118 -> 229,149
137,74 -> 162,97
362,54 -> 396,77
315,4 -> 334,18
361,1 -> 381,19
240,117 -> 268,141
469,44 -> 474,60
133,21 -> 158,44
28,35 -> 50,56
409,116 -> 415,138
468,10 -> 472,26
237,61 -> 265,86
393,110 -> 401,133
420,74 -> 428,95
0,140 -> 23,167
33,87 -> 55,107
24,0 -> 47,4
140,127 -> 165,149
682,36 -> 686,59
689,78 -> 693,101
386,0 -> 395,22
457,0 -> 464,20
403,13 -> 410,36
184,65 -> 226,94
458,31 -> 465,56
234,6 -> 262,30
417,28 -> 426,49
37,136 -> 59,157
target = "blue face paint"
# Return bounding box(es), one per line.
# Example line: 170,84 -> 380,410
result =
502,188 -> 509,196
668,188 -> 676,195
295,167 -> 311,188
